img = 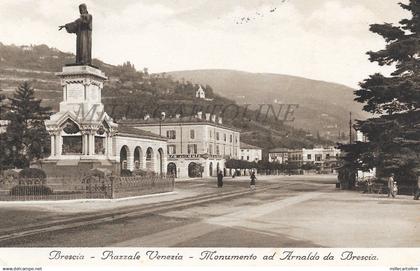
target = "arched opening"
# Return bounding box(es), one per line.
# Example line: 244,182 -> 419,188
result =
61,119 -> 82,155
157,148 -> 164,174
120,145 -> 129,171
146,147 -> 154,172
209,162 -> 213,177
167,162 -> 177,178
95,125 -> 107,155
188,162 -> 202,178
134,147 -> 143,170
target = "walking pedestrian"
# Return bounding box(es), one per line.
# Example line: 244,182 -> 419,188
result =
388,173 -> 396,198
250,171 -> 257,190
414,174 -> 420,200
217,170 -> 224,188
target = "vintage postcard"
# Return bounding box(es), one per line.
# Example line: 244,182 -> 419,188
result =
0,0 -> 419,270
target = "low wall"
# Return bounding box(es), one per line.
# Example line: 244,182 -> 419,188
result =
0,174 -> 175,201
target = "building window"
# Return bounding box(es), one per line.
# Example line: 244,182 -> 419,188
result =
216,145 -> 220,155
187,144 -> 197,154
190,129 -> 195,139
241,156 -> 244,160
167,145 -> 176,154
230,134 -> 233,143
209,130 -> 212,138
216,132 -> 220,140
315,154 -> 322,161
167,130 -> 176,139
209,144 -> 213,155
223,134 -> 227,142
326,154 -> 330,159
247,156 -> 249,161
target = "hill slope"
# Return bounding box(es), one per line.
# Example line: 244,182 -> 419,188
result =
0,43 -> 334,152
168,69 -> 369,140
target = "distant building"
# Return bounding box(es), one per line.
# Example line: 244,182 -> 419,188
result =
302,147 -> 340,171
288,149 -> 303,166
269,146 -> 340,172
356,130 -> 368,142
240,142 -> 262,162
0,120 -> 9,134
355,130 -> 376,181
268,148 -> 289,163
21,45 -> 33,51
196,85 -> 205,99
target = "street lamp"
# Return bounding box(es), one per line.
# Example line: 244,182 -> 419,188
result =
159,112 -> 166,137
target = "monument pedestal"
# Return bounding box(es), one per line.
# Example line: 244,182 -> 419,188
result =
43,65 -> 119,177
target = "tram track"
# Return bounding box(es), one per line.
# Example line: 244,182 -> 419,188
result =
0,182 -> 293,244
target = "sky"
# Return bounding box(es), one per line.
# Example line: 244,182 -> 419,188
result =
0,0 -> 409,88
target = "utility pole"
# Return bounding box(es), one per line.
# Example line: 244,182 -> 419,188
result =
349,112 -> 353,144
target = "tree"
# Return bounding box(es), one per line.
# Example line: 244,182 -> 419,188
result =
340,1 -> 420,185
3,82 -> 51,168
0,94 -> 8,170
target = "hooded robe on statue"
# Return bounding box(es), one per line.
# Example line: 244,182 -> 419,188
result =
64,4 -> 92,65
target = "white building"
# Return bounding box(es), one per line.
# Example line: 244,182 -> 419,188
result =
356,130 -> 368,142
120,112 -> 241,178
0,120 -> 9,134
268,148 -> 290,163
269,147 -> 340,172
355,130 -> 376,181
42,65 -> 168,176
240,142 -> 262,162
302,147 -> 340,164
195,85 -> 205,99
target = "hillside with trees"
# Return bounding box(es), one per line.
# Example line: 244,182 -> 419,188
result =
0,43 -> 333,156
168,69 -> 369,141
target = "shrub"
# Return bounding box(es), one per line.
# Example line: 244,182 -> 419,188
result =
18,168 -> 47,179
132,169 -> 148,176
120,169 -> 133,177
10,185 -> 53,196
85,168 -> 112,178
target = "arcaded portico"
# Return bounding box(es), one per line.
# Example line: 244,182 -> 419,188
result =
115,126 -> 167,174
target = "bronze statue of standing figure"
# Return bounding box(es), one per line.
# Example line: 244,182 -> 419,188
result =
59,4 -> 92,65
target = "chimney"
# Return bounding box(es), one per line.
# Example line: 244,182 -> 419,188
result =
218,117 -> 222,124
205,113 -> 211,121
144,114 -> 150,120
197,111 -> 203,119
211,114 -> 216,123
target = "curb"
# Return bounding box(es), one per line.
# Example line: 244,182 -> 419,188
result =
0,191 -> 178,205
